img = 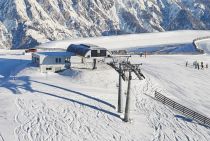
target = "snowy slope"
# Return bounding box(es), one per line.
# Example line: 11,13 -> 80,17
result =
0,54 -> 153,141
0,31 -> 210,140
0,52 -> 210,141
39,30 -> 210,53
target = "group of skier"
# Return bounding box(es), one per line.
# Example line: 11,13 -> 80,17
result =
186,60 -> 208,70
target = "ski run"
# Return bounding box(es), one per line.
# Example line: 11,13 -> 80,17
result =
0,31 -> 210,141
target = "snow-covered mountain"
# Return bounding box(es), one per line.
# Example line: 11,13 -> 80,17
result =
1,0 -> 210,49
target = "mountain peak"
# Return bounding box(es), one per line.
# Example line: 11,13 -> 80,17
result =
0,0 -> 210,49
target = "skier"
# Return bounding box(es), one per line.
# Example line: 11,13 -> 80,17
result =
193,61 -> 197,69
197,62 -> 200,70
201,61 -> 204,69
206,63 -> 208,69
186,61 -> 188,67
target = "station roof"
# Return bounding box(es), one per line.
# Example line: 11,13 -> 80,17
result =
67,44 -> 107,56
33,51 -> 75,57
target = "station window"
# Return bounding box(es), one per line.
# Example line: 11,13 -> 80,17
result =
56,58 -> 61,63
91,50 -> 98,57
100,50 -> 106,56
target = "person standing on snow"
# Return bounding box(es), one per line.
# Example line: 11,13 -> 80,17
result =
186,61 -> 188,67
197,62 -> 200,70
194,61 -> 198,69
201,62 -> 204,69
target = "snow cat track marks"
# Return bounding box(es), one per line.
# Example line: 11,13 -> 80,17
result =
14,95 -> 144,140
14,99 -> 75,141
134,77 -> 210,141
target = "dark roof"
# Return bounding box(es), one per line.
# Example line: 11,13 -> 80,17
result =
67,44 -> 107,56
67,44 -> 89,56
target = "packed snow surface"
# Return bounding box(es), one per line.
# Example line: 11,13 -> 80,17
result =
0,51 -> 210,141
1,31 -> 210,140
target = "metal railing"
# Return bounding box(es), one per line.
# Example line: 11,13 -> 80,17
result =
155,91 -> 210,126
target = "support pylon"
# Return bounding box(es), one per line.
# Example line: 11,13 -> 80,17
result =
118,63 -> 123,113
124,70 -> 132,122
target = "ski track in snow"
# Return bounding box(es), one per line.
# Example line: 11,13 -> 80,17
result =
14,98 -> 84,141
13,63 -> 210,141
134,77 -> 210,141
14,97 -> 138,141
1,53 -> 210,140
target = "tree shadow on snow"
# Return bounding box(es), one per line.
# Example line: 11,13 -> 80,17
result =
0,76 -> 34,94
0,57 -> 33,94
0,58 -> 30,82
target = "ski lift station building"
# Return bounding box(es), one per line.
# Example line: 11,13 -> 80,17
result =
31,44 -> 111,73
32,52 -> 74,73
67,44 -> 112,58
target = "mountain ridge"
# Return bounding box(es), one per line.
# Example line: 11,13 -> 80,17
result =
0,0 -> 210,49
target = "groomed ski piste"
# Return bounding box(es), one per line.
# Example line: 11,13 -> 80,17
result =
0,30 -> 210,141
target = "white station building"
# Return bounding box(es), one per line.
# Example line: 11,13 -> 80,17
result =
32,44 -> 112,73
32,52 -> 74,73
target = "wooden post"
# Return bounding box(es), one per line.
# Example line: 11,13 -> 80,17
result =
118,64 -> 123,113
124,70 -> 132,122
